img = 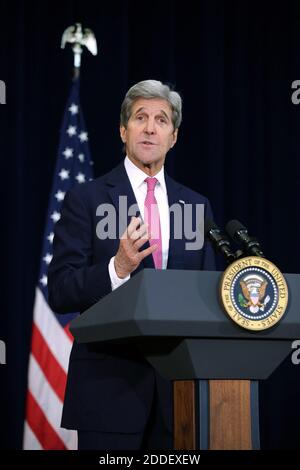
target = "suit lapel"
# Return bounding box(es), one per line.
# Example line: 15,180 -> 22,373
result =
105,162 -> 154,271
106,163 -> 138,232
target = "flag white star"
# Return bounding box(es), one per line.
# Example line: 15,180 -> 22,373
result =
78,153 -> 85,162
66,125 -> 77,137
43,253 -> 53,265
63,147 -> 74,159
79,131 -> 88,142
76,172 -> 86,184
51,211 -> 61,223
69,103 -> 78,115
47,232 -> 54,244
59,168 -> 70,180
55,190 -> 66,202
40,275 -> 48,286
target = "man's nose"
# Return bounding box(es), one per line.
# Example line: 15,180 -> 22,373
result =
144,118 -> 155,134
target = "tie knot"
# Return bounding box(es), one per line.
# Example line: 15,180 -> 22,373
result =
145,177 -> 158,192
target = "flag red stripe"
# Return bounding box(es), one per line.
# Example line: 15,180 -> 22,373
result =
31,323 -> 67,402
64,323 -> 74,342
26,391 -> 66,450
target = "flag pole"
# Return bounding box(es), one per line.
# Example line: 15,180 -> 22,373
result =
61,22 -> 98,79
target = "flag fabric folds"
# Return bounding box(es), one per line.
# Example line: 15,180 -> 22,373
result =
23,78 -> 94,450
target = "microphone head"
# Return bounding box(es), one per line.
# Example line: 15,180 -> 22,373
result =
225,219 -> 247,239
205,219 -> 236,263
204,219 -> 219,238
204,219 -> 218,237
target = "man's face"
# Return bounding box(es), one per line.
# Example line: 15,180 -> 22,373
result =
120,98 -> 178,175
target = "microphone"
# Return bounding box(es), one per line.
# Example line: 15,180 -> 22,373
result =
204,219 -> 236,263
225,219 -> 265,258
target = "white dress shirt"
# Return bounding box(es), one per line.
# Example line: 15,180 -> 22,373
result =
108,156 -> 170,290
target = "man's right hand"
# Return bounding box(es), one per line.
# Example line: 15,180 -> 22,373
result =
114,217 -> 157,279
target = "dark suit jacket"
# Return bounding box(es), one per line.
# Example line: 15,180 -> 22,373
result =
48,161 -> 215,433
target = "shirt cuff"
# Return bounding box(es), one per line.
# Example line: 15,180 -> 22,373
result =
108,256 -> 130,291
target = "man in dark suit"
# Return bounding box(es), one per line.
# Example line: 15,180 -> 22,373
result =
48,79 -> 215,450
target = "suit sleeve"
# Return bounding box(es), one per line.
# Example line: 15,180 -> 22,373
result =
48,188 -> 111,314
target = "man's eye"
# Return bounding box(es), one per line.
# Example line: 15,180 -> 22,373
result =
159,117 -> 167,124
136,115 -> 144,121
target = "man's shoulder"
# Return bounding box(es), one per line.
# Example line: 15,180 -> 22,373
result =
180,183 -> 209,204
166,174 -> 210,205
66,162 -> 124,201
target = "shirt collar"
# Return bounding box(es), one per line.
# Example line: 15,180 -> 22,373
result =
124,156 -> 167,194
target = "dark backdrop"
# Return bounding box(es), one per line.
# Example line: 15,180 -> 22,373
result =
1,0 -> 300,449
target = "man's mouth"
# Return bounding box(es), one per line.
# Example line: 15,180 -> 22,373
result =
140,141 -> 155,146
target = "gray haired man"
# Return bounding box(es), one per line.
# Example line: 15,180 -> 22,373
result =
48,79 -> 215,450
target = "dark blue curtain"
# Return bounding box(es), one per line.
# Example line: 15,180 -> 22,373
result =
1,0 -> 300,449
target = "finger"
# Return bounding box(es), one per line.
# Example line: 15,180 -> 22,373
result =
138,223 -> 149,240
138,243 -> 158,261
127,217 -> 142,237
131,224 -> 148,241
120,217 -> 141,240
134,235 -> 150,250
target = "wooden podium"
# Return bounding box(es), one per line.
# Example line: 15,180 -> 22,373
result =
70,269 -> 300,450
174,380 -> 253,450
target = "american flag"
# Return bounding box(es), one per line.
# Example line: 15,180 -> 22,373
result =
23,78 -> 94,449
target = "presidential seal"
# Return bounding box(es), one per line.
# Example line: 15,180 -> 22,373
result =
220,256 -> 288,331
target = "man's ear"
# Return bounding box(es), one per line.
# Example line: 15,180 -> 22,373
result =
170,128 -> 178,148
120,126 -> 127,143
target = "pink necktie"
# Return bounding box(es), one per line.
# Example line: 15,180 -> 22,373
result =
144,177 -> 162,269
